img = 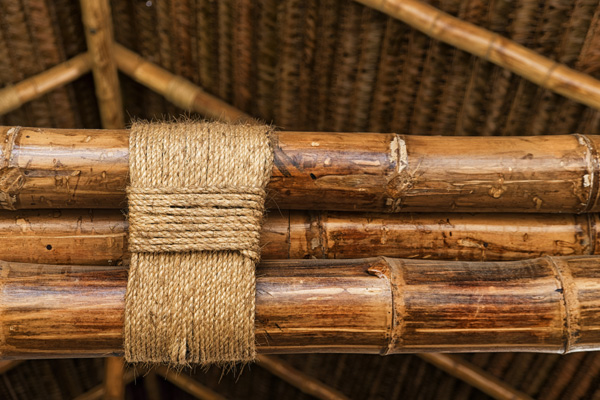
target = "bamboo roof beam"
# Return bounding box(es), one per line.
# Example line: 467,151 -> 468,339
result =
257,355 -> 349,400
1,126 -> 600,213
419,354 -> 533,400
154,367 -> 225,400
80,0 -> 124,129
356,0 -> 600,110
1,255 -> 599,359
113,44 -> 252,123
0,53 -> 92,116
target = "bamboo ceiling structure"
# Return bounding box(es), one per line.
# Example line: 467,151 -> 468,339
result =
3,0 -> 600,399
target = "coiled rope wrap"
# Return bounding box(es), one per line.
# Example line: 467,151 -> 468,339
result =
124,121 -> 273,365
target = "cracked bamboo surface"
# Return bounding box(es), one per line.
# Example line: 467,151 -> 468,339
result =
1,255 -> 599,359
2,209 -> 599,266
356,0 -> 600,110
1,126 -> 600,213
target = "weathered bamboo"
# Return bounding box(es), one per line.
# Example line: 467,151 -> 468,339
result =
2,209 -> 599,265
114,44 -> 252,122
418,354 -> 532,400
80,0 -> 124,128
2,126 -> 600,213
256,355 -> 349,400
0,53 -> 92,116
356,0 -> 600,110
1,255 -> 599,359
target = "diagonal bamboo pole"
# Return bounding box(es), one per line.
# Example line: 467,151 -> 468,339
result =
113,44 -> 252,123
257,355 -> 349,400
0,53 -> 92,115
419,354 -> 532,400
356,0 -> 600,110
1,126 -> 600,213
1,255 -> 599,359
154,367 -> 225,400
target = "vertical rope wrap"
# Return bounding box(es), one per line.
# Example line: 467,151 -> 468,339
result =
124,121 -> 273,365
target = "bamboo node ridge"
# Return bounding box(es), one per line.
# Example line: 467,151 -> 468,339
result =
125,121 -> 273,365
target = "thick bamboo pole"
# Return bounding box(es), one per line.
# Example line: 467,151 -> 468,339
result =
113,44 -> 252,122
1,126 -> 600,213
0,53 -> 92,116
80,0 -> 124,128
1,209 -> 598,265
1,255 -> 599,359
356,0 -> 600,110
418,354 -> 532,400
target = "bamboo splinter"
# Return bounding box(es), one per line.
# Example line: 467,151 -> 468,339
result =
1,255 -> 599,359
2,126 -> 600,213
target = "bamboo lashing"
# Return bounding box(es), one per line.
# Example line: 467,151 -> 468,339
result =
2,209 -> 598,266
356,0 -> 600,111
2,126 -> 600,213
0,53 -> 92,116
2,255 -> 599,359
114,44 -> 252,123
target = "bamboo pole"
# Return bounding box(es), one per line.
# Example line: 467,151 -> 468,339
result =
0,53 -> 92,116
1,255 -> 599,359
154,367 -> 225,400
1,126 -> 600,213
80,0 -> 124,128
80,2 -> 126,396
256,355 -> 349,400
73,369 -> 138,400
113,44 -> 252,123
418,354 -> 532,400
356,0 -> 600,110
1,209 -> 598,266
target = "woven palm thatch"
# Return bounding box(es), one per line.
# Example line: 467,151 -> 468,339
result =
2,0 -> 600,399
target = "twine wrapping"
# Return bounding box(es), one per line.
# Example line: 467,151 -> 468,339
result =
124,121 -> 273,365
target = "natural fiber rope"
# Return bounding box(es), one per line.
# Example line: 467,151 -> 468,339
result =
124,121 -> 273,365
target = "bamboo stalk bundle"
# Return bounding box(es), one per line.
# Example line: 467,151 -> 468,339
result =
1,255 -> 598,359
2,126 -> 600,213
0,53 -> 92,116
2,209 -> 599,265
356,0 -> 600,111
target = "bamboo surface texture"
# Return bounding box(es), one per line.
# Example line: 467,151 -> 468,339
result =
2,126 -> 600,213
3,209 -> 600,265
0,53 -> 92,116
114,44 -> 252,123
1,255 -> 598,359
356,0 -> 600,111
80,0 -> 124,129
